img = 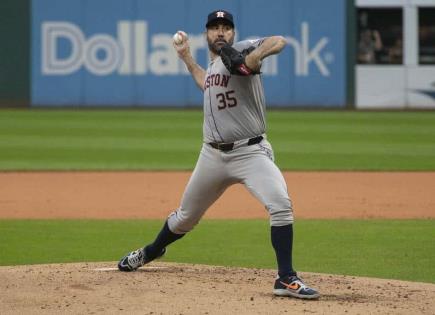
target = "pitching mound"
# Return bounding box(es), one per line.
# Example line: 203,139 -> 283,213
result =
1,262 -> 434,314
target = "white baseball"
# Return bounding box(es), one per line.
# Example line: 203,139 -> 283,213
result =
173,30 -> 187,45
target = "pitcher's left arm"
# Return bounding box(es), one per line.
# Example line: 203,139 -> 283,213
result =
244,36 -> 287,73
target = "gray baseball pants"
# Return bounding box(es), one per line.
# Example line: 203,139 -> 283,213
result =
167,137 -> 293,234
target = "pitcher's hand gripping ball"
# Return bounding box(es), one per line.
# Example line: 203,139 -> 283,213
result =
219,44 -> 258,76
173,30 -> 187,45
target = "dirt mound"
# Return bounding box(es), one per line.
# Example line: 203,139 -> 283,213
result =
1,262 -> 434,314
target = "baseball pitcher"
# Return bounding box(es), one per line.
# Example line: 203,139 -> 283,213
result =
118,9 -> 319,300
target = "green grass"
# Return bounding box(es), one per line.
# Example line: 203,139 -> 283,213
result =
1,219 -> 434,283
1,110 -> 434,283
1,109 -> 435,170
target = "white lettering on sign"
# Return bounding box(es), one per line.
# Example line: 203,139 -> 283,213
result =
41,21 -> 333,77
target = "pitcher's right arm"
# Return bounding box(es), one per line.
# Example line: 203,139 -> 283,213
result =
173,33 -> 206,91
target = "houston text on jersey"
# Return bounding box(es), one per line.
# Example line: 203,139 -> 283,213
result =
204,74 -> 230,91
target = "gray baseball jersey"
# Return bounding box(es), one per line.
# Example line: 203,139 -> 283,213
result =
203,39 -> 266,143
167,38 -> 293,234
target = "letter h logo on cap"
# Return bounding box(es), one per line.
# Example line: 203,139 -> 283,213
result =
206,10 -> 234,28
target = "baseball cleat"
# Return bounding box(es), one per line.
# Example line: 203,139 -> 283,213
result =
118,247 -> 166,272
273,275 -> 320,299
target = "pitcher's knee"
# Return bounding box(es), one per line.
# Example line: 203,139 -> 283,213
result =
267,199 -> 294,226
167,209 -> 200,234
269,208 -> 294,226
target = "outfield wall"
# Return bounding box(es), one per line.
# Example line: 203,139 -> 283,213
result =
2,1 -> 435,109
30,0 -> 348,108
0,0 -> 30,107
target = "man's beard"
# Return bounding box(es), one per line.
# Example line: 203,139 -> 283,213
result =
207,37 -> 234,54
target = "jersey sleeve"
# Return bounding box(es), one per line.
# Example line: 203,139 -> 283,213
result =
232,38 -> 265,51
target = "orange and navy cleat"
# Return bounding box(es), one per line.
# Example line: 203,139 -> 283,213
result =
273,275 -> 320,299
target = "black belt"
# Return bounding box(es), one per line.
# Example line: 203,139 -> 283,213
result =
209,136 -> 263,152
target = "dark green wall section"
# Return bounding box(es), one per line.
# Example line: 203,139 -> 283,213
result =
346,0 -> 356,109
0,0 -> 30,107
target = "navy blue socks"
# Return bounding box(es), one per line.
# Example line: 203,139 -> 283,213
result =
271,224 -> 296,278
145,221 -> 296,278
145,221 -> 184,259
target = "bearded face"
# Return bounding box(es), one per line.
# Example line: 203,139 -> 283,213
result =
206,23 -> 235,54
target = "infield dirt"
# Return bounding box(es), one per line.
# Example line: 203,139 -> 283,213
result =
1,171 -> 435,219
1,171 -> 434,314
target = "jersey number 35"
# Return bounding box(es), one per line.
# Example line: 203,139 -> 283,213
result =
216,90 -> 238,110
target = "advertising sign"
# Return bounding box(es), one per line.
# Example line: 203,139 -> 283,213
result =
32,0 -> 346,107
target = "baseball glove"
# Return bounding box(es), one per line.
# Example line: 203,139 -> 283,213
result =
219,44 -> 259,76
